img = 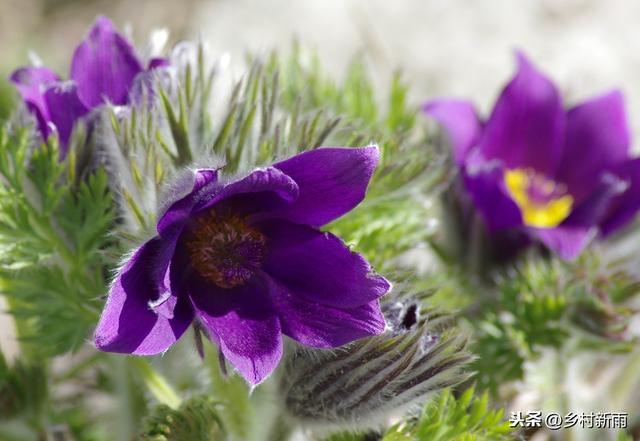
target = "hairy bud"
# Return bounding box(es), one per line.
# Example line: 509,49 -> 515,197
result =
278,291 -> 474,431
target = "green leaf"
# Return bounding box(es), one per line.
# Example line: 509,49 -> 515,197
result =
140,396 -> 226,441
387,387 -> 513,441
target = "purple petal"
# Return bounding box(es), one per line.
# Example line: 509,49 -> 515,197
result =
422,99 -> 482,165
264,276 -> 385,348
480,51 -> 565,175
9,66 -> 59,96
556,90 -> 631,202
158,167 -> 299,239
70,16 -> 143,108
43,82 -> 90,154
189,278 -> 282,385
259,220 -> 390,309
208,167 -> 299,215
9,67 -> 60,138
94,236 -> 193,355
563,172 -> 627,227
531,226 -> 595,260
148,57 -> 170,70
157,169 -> 219,238
271,146 -> 380,227
600,158 -> 640,236
462,162 -> 523,231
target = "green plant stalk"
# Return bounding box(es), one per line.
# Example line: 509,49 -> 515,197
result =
610,348 -> 640,410
266,413 -> 294,441
204,343 -> 254,440
111,356 -> 143,441
553,348 -> 573,441
129,357 -> 182,410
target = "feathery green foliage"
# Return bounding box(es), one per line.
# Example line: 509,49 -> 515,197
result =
0,129 -> 115,356
472,254 -> 640,393
276,48 -> 444,268
140,396 -> 226,441
382,388 -> 513,441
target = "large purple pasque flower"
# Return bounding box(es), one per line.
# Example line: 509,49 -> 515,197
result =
9,16 -> 165,157
94,146 -> 390,385
424,51 -> 640,260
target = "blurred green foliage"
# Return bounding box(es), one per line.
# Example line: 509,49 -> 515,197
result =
383,388 -> 513,441
0,79 -> 14,122
472,255 -> 640,394
0,129 -> 115,357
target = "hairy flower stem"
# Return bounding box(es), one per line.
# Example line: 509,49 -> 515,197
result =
111,357 -> 144,441
266,413 -> 294,441
129,358 -> 181,409
204,344 -> 254,439
611,349 -> 640,409
552,349 -> 572,441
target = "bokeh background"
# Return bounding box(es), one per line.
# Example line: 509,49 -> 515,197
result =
4,0 -> 640,124
2,0 -> 640,434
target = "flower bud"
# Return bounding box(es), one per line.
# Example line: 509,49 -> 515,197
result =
278,293 -> 474,430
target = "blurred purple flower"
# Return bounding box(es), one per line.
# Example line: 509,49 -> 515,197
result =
424,51 -> 640,260
94,147 -> 390,385
9,16 -> 167,157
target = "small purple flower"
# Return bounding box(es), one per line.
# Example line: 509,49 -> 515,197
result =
94,147 -> 390,385
424,51 -> 640,260
9,16 -> 165,157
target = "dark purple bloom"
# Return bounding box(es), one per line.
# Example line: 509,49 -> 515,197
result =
424,51 -> 640,260
9,16 -> 164,157
70,17 -> 144,108
94,147 -> 390,385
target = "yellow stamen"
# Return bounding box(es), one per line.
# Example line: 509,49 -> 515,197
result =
504,168 -> 573,228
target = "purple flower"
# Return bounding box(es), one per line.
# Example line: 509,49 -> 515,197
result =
424,51 -> 640,260
94,147 -> 390,385
9,16 -> 165,157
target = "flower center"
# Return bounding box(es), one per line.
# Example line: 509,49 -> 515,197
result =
504,168 -> 574,228
186,211 -> 267,289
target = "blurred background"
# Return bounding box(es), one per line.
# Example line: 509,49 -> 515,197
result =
197,0 -> 640,135
4,0 -> 640,128
1,1 -> 640,437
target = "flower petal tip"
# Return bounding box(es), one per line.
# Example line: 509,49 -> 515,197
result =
90,15 -> 116,34
513,49 -> 540,73
360,143 -> 381,165
71,15 -> 143,107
